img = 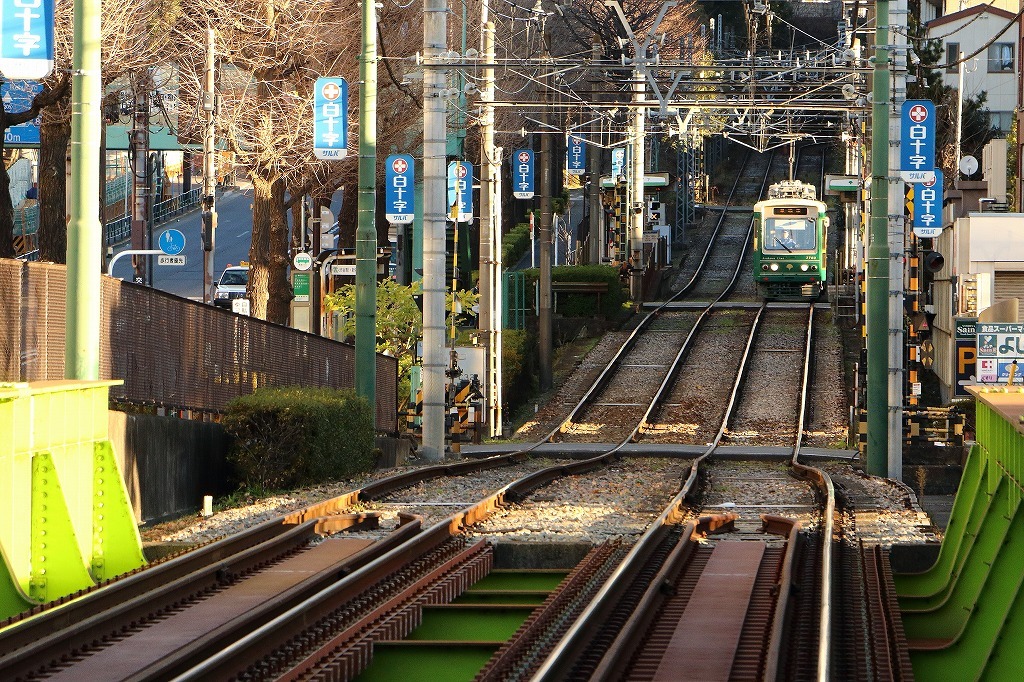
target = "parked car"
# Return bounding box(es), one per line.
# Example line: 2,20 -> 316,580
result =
213,263 -> 249,309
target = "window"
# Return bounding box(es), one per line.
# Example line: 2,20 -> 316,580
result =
764,217 -> 816,251
988,111 -> 1014,135
988,43 -> 1014,72
946,42 -> 959,73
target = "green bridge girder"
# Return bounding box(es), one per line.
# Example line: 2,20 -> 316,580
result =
0,381 -> 145,620
894,387 -> 1024,680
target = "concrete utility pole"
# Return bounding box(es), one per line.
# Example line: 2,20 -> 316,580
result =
131,70 -> 152,286
479,21 -> 504,436
66,0 -> 102,380
867,0 -> 891,477
421,0 -> 449,461
588,43 -> 603,266
538,20 -> 553,392
888,0 -> 908,481
629,70 -> 645,301
356,0 -> 378,415
201,27 -> 218,304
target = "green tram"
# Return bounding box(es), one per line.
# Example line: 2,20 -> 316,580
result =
752,180 -> 829,300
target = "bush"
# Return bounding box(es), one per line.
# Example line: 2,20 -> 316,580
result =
502,328 -> 536,415
222,386 -> 375,492
522,265 -> 627,318
502,222 -> 531,266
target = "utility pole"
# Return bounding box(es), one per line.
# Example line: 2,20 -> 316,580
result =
888,0 -> 908,481
201,27 -> 218,304
421,0 -> 449,461
629,69 -> 645,301
356,0 -> 378,414
867,0 -> 890,477
588,43 -> 603,266
538,18 -> 553,392
131,70 -> 152,286
479,21 -> 504,436
66,0 -> 102,380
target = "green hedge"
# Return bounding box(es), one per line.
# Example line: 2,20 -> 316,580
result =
502,222 -> 531,266
522,264 -> 627,318
502,328 -> 536,414
222,386 -> 375,492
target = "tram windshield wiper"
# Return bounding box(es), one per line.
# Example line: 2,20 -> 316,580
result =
774,237 -> 793,253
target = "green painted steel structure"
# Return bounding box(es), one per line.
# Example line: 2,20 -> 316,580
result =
894,387 -> 1024,679
0,381 -> 145,620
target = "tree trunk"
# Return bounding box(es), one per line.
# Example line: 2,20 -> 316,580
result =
248,172 -> 292,324
38,100 -> 70,263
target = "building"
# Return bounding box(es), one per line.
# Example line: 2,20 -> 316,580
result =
927,4 -> 1019,136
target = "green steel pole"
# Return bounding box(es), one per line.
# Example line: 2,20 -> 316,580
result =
867,0 -> 890,476
356,0 -> 378,418
66,0 -> 102,380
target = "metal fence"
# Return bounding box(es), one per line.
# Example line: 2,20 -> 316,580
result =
0,258 -> 399,433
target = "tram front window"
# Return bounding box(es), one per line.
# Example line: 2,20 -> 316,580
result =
765,217 -> 815,251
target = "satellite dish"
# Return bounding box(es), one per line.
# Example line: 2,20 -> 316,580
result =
959,155 -> 979,176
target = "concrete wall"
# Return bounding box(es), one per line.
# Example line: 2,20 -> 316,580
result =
108,411 -> 232,525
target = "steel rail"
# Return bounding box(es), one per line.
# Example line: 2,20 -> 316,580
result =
549,150 -> 773,447
0,514 -> 391,679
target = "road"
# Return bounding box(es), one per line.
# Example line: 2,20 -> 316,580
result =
109,188 -> 255,300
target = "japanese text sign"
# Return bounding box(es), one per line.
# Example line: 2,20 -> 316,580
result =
566,133 -> 586,176
512,149 -> 534,199
0,0 -> 54,80
912,169 -> 943,237
900,100 -> 936,183
446,161 -> 473,223
385,154 -> 414,224
313,77 -> 348,160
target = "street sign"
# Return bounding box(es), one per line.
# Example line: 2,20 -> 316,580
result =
512,149 -> 534,199
330,264 -> 357,276
157,255 -> 185,266
158,228 -> 185,255
385,154 -> 414,224
446,161 -> 473,222
611,148 -> 625,180
292,272 -> 310,302
2,80 -> 41,145
313,77 -> 348,160
566,133 -> 586,176
292,251 -> 312,271
913,169 -> 944,237
900,100 -> 936,183
599,173 -> 670,189
0,0 -> 55,80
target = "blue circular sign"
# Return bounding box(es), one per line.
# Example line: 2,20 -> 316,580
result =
158,229 -> 186,255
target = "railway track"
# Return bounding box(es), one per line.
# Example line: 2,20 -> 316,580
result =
0,148 -> 905,680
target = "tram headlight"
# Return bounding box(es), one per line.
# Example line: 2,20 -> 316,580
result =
810,265 -> 818,271
770,263 -> 779,271
800,264 -> 809,271
762,264 -> 769,271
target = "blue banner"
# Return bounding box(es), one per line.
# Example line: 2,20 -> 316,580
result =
313,77 -> 348,160
566,133 -> 586,176
446,161 -> 473,222
385,154 -> 414,224
0,0 -> 54,80
2,79 -> 40,145
900,100 -> 936,183
912,169 -> 943,236
512,148 -> 534,199
611,148 -> 625,180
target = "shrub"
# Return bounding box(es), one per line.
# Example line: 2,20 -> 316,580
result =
502,328 -> 535,414
222,386 -> 374,491
502,222 -> 531,266
522,265 -> 627,318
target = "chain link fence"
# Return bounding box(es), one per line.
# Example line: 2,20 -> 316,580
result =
0,258 -> 398,433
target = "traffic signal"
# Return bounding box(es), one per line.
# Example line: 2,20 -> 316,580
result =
923,251 -> 944,273
201,210 -> 217,251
